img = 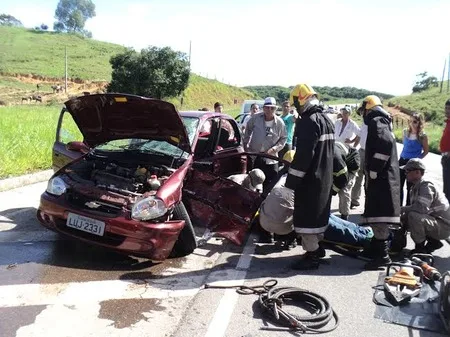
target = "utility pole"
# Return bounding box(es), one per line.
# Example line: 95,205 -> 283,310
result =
188,40 -> 192,69
65,46 -> 68,93
440,58 -> 446,94
447,52 -> 450,93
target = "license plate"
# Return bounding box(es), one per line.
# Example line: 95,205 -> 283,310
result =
66,213 -> 105,236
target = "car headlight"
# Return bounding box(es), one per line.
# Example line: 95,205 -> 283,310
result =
132,196 -> 167,221
46,177 -> 67,196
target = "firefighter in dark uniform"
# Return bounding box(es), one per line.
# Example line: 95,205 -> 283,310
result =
286,84 -> 335,270
332,141 -> 360,197
358,95 -> 400,270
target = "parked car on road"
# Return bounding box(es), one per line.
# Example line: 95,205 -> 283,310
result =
38,94 -> 274,261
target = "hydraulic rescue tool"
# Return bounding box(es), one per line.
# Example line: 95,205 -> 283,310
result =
383,260 -> 424,305
410,254 -> 442,282
440,271 -> 450,334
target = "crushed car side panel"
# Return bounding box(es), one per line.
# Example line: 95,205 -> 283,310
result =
183,169 -> 263,245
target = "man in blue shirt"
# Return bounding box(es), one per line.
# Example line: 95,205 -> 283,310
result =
279,101 -> 298,159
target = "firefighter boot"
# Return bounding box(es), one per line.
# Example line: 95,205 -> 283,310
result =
425,237 -> 444,253
410,241 -> 427,255
274,231 -> 297,250
361,239 -> 377,260
292,248 -> 324,270
364,239 -> 392,270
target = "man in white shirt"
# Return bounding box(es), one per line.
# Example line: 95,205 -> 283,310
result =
351,119 -> 368,208
241,103 -> 260,132
334,106 -> 360,146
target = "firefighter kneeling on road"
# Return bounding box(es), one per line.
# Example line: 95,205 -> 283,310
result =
400,158 -> 450,254
358,95 -> 401,270
259,149 -> 372,267
333,141 -> 360,220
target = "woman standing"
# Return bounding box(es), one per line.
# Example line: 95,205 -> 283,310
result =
399,113 -> 429,205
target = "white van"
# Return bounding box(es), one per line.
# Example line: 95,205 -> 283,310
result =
236,99 -> 265,127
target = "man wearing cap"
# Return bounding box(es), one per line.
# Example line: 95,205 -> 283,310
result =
358,95 -> 400,270
243,97 -> 287,189
228,168 -> 266,193
400,158 -> 450,254
440,99 -> 450,202
285,84 -> 335,270
214,102 -> 223,113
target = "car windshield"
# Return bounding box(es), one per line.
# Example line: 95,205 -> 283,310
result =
93,116 -> 199,158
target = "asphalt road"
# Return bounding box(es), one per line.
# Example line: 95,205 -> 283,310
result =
0,146 -> 448,337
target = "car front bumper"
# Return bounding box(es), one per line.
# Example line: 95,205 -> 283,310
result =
37,192 -> 185,261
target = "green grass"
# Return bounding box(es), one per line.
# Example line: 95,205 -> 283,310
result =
0,26 -> 126,81
0,105 -> 62,178
387,84 -> 450,125
166,74 -> 256,117
393,121 -> 443,154
386,84 -> 449,154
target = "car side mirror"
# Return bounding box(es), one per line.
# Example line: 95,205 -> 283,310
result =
66,141 -> 89,154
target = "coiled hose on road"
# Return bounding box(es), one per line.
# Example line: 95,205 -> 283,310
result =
204,279 -> 339,333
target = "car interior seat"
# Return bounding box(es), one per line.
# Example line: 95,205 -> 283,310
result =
217,128 -> 230,149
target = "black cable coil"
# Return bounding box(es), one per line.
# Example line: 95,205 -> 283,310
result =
204,279 -> 339,333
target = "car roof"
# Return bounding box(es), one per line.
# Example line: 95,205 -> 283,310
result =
180,111 -> 235,121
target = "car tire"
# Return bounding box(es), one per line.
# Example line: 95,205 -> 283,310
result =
169,201 -> 198,258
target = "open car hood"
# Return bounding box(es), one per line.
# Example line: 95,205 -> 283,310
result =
64,94 -> 191,153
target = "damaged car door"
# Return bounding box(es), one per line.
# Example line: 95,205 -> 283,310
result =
183,163 -> 263,246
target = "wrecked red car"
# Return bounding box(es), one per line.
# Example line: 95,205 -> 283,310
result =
37,93 -> 266,261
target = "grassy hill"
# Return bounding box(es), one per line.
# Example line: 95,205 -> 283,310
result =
387,84 -> 450,125
0,26 -> 126,81
0,26 -> 256,115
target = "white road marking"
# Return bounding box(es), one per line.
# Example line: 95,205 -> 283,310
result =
204,233 -> 258,337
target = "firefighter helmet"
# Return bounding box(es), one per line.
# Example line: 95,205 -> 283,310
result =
362,95 -> 382,110
289,84 -> 318,107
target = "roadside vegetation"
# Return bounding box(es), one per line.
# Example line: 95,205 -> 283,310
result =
244,85 -> 394,105
0,105 -> 61,178
0,26 -> 126,81
387,79 -> 449,154
387,84 -> 449,126
0,25 -> 446,178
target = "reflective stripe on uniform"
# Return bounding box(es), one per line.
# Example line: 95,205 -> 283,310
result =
288,167 -> 305,178
361,216 -> 400,223
332,184 -> 340,192
373,153 -> 390,161
294,224 -> 328,234
431,204 -> 449,213
417,196 -> 432,206
318,133 -> 335,142
333,166 -> 348,177
335,142 -> 349,155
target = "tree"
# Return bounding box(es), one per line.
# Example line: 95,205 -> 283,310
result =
108,46 -> 191,100
0,14 -> 23,27
412,71 -> 439,93
53,0 -> 96,37
40,23 -> 49,30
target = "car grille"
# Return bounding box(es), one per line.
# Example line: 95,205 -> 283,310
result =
66,190 -> 123,217
55,219 -> 125,247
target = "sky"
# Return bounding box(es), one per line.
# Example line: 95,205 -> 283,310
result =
3,0 -> 450,96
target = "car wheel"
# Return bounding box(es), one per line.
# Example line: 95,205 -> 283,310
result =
169,201 -> 198,258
